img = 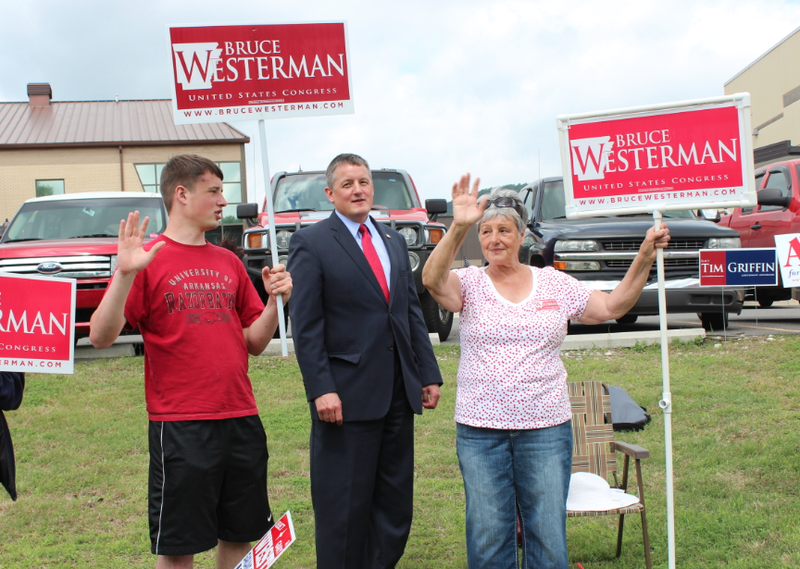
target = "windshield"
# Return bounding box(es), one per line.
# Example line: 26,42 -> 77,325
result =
273,171 -> 419,211
536,180 -> 697,220
3,197 -> 167,243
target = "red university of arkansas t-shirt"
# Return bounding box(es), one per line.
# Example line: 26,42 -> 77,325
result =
123,235 -> 265,421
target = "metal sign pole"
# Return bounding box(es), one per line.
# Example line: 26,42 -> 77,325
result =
258,118 -> 288,356
653,210 -> 676,568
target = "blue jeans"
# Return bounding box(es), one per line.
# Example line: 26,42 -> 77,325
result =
456,421 -> 572,569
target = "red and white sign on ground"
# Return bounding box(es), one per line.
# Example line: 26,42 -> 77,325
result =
0,274 -> 75,374
168,22 -> 353,124
234,511 -> 296,569
557,94 -> 757,218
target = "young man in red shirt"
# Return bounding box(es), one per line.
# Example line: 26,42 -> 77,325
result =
90,154 -> 291,569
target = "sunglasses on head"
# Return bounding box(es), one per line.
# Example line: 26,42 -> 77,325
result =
485,197 -> 525,220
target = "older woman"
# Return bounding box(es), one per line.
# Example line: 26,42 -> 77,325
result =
422,174 -> 670,569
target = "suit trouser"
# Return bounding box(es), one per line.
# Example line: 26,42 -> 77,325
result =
310,357 -> 415,569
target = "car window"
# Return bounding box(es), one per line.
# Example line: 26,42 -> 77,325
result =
537,179 -> 695,220
741,172 -> 765,215
541,180 -> 567,219
273,171 -> 417,212
3,197 -> 166,242
373,175 -> 414,210
662,210 -> 697,219
273,173 -> 331,211
759,169 -> 790,212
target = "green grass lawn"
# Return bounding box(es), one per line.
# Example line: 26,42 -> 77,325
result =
1,336 -> 800,568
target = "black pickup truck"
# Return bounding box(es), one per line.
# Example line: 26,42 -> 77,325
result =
519,177 -> 744,331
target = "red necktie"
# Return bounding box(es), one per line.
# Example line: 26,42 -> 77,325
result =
358,224 -> 390,304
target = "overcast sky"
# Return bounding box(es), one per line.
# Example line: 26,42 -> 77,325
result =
2,0 -> 800,203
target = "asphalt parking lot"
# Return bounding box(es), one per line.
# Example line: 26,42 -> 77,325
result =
578,299 -> 800,338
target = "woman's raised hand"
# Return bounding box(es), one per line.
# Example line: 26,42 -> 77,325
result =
451,173 -> 485,228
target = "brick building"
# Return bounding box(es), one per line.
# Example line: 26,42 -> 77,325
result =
725,26 -> 800,166
0,83 -> 250,223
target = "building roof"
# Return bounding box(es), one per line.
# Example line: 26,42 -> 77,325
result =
0,97 -> 250,149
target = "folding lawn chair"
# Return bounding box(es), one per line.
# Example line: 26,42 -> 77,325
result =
567,381 -> 652,569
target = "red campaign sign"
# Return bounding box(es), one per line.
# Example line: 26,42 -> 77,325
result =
234,511 -> 296,569
0,274 -> 75,374
558,97 -> 755,217
168,23 -> 353,124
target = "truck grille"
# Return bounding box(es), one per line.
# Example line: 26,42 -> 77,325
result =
0,255 -> 114,279
603,239 -> 705,251
607,258 -> 699,268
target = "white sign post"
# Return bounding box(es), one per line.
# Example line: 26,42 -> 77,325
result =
167,22 -> 354,356
558,93 -> 756,569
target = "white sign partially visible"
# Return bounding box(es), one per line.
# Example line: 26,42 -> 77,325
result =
774,233 -> 800,288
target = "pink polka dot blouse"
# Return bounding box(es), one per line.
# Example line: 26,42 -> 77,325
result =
453,265 -> 592,430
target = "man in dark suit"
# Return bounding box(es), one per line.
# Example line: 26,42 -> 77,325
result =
288,153 -> 443,569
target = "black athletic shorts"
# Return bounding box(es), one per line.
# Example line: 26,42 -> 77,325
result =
148,415 -> 273,556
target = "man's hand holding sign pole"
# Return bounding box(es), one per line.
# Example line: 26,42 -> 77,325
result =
558,93 -> 756,569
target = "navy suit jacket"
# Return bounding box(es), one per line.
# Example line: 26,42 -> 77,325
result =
288,212 -> 442,421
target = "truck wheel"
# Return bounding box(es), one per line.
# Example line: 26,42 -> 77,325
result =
699,312 -> 728,332
758,299 -> 773,308
420,290 -> 454,341
616,314 -> 638,324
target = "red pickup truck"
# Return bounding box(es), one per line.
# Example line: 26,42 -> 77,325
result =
717,158 -> 800,304
0,192 -> 168,340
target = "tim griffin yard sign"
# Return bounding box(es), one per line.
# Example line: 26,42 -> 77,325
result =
557,94 -> 756,218
699,248 -> 777,287
168,22 -> 353,124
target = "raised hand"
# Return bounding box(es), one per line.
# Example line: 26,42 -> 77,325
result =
451,173 -> 485,228
116,211 -> 165,277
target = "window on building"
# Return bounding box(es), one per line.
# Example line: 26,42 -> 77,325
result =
218,162 -> 243,224
35,179 -> 65,197
134,162 -> 243,222
134,164 -> 165,193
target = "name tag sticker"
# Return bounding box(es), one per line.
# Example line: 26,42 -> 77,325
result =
534,299 -> 560,310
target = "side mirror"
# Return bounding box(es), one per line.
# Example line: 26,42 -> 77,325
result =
237,203 -> 260,228
237,203 -> 259,220
425,198 -> 448,222
756,188 -> 791,209
698,209 -> 721,222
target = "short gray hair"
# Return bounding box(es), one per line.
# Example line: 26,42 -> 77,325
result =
479,187 -> 527,234
325,153 -> 371,188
